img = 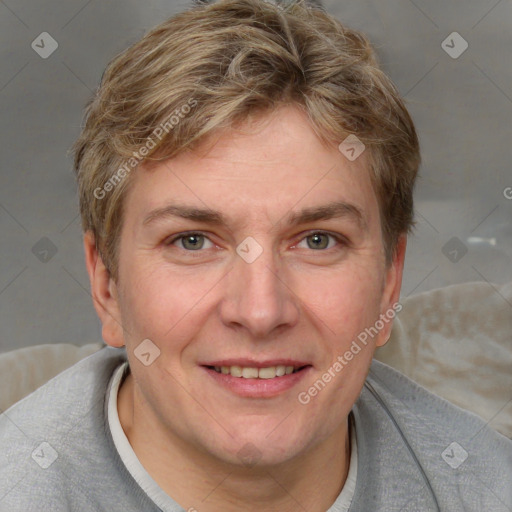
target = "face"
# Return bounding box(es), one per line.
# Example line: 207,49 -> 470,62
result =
86,105 -> 405,467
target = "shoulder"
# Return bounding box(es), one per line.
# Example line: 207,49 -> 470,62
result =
366,359 -> 511,445
0,346 -> 128,510
356,359 -> 512,510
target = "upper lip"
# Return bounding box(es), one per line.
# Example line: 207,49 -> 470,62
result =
200,359 -> 311,368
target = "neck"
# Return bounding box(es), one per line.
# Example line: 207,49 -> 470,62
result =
118,372 -> 351,512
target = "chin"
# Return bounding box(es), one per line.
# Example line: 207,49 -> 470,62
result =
203,420 -> 314,468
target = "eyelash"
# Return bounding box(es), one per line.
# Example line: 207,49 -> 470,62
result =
164,231 -> 348,255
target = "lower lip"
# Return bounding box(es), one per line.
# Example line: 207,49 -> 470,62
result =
203,366 -> 312,398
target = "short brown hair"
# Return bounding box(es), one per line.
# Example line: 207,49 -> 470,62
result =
73,0 -> 420,281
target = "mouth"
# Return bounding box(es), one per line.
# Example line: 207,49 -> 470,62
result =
200,361 -> 312,398
205,364 -> 309,379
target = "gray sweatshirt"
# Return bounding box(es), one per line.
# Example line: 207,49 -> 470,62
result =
0,346 -> 510,511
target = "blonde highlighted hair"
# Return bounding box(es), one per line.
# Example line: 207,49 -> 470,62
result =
73,0 -> 420,280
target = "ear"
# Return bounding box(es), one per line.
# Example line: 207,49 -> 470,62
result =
83,231 -> 125,348
375,234 -> 407,348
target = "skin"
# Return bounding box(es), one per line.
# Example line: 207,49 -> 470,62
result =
84,104 -> 406,512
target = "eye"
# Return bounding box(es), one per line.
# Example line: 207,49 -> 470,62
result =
166,232 -> 214,251
295,232 -> 346,251
164,230 -> 347,254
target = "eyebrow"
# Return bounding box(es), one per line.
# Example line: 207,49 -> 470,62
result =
142,200 -> 368,232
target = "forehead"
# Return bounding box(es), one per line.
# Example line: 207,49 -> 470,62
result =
123,105 -> 378,231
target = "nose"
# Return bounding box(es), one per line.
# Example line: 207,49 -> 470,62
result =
218,239 -> 300,339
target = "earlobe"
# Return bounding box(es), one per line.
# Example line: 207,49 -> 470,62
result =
83,231 -> 125,348
375,235 -> 407,347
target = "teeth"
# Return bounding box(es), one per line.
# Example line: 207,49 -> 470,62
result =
242,367 -> 259,379
230,365 -> 242,377
214,365 -> 303,378
258,367 -> 277,379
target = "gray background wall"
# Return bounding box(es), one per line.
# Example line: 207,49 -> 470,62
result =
1,0 -> 511,352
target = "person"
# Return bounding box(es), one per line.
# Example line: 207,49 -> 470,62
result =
1,0 -> 511,510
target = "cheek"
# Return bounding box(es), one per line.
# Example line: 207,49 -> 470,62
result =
118,261 -> 210,347
117,259 -> 243,379
305,260 -> 384,337
118,246 -> 385,357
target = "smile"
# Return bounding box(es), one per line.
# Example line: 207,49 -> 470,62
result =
208,365 -> 305,379
201,363 -> 312,398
